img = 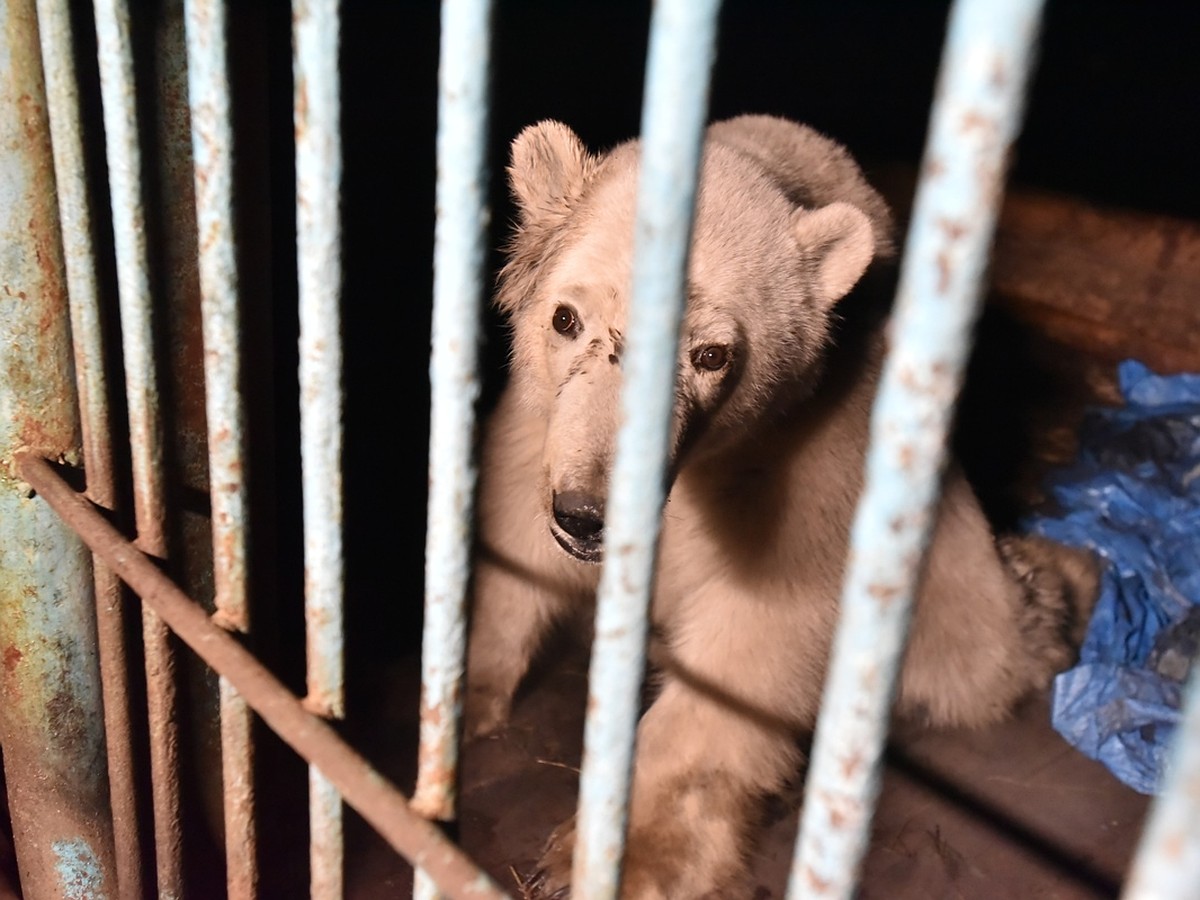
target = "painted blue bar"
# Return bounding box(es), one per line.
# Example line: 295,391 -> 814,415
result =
35,0 -> 112,491
0,1 -> 116,893
183,0 -> 250,633
787,1 -> 1046,897
92,0 -> 168,548
36,2 -> 146,896
182,2 -> 259,895
293,2 -> 347,895
1122,671 -> 1200,899
413,1 -> 493,896
570,1 -> 720,897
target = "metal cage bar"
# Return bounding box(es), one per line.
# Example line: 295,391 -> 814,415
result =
413,1 -> 494,896
35,2 -> 146,897
788,1 -> 1046,897
0,2 -> 118,894
292,0 -> 347,896
182,0 -> 259,895
1123,671 -> 1200,899
17,452 -> 511,900
571,2 -> 720,897
91,0 -> 186,895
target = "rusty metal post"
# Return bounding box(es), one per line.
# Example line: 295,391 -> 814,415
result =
788,1 -> 1046,896
413,0 -> 493,896
0,0 -> 119,896
16,454 -> 511,900
182,1 -> 259,896
1122,671 -> 1200,899
571,1 -> 719,896
293,0 -> 347,897
35,1 -> 147,897
92,0 -> 185,895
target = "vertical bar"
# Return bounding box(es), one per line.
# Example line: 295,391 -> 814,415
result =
412,0 -> 492,896
0,0 -> 118,894
571,2 -> 719,897
91,1 -> 185,896
293,1 -> 345,897
787,2 -> 1045,897
414,0 -> 492,820
35,1 -> 146,896
181,0 -> 258,896
1122,672 -> 1200,899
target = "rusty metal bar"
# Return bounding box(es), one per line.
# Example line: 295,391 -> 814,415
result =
293,0 -> 347,895
35,1 -> 146,896
570,1 -> 720,896
413,0 -> 494,895
15,452 -> 512,900
0,1 -> 118,894
414,0 -> 492,820
1122,671 -> 1200,899
92,0 -> 185,895
182,0 -> 259,895
788,1 -> 1046,897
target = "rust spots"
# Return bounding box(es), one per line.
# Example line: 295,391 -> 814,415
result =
923,157 -> 946,181
936,217 -> 967,243
867,582 -> 901,606
804,866 -> 832,893
990,55 -> 1008,90
936,249 -> 953,294
294,76 -> 309,142
3,645 -> 22,673
897,443 -> 916,471
840,752 -> 864,781
960,109 -> 994,136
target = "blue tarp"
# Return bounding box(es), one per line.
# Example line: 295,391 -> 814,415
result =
1024,360 -> 1200,795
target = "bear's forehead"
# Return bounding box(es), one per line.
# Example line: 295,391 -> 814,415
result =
545,151 -> 799,309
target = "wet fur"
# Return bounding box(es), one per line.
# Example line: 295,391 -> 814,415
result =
466,115 -> 1098,898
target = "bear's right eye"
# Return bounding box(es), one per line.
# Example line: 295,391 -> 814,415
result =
552,305 -> 579,337
693,344 -> 731,371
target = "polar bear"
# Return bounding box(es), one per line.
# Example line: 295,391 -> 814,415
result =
465,115 -> 1097,898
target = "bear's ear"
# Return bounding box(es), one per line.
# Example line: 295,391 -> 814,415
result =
508,121 -> 594,225
792,201 -> 876,308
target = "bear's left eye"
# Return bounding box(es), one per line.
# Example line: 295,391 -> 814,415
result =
693,344 -> 730,371
552,304 -> 579,337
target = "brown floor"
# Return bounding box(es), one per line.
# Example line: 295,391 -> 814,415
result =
344,643 -> 1148,900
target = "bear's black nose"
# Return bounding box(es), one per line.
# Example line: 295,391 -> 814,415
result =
552,491 -> 605,543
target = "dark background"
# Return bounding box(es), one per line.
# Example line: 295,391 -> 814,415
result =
322,0 -> 1200,665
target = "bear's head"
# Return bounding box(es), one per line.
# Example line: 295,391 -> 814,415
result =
495,117 -> 893,563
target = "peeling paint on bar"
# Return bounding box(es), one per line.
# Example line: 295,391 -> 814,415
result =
570,1 -> 720,897
92,1 -> 184,896
412,0 -> 494,881
184,0 -> 251,633
182,1 -> 259,895
1122,672 -> 1200,900
0,2 -> 117,893
413,0 -> 494,894
293,0 -> 347,896
35,2 -> 146,896
16,453 -> 511,900
309,771 -> 343,900
52,840 -> 106,900
788,2 -> 1045,897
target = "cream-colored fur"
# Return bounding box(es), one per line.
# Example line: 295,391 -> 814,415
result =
465,115 -> 1097,898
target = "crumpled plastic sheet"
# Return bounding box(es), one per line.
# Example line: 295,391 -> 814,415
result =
1023,360 -> 1200,795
